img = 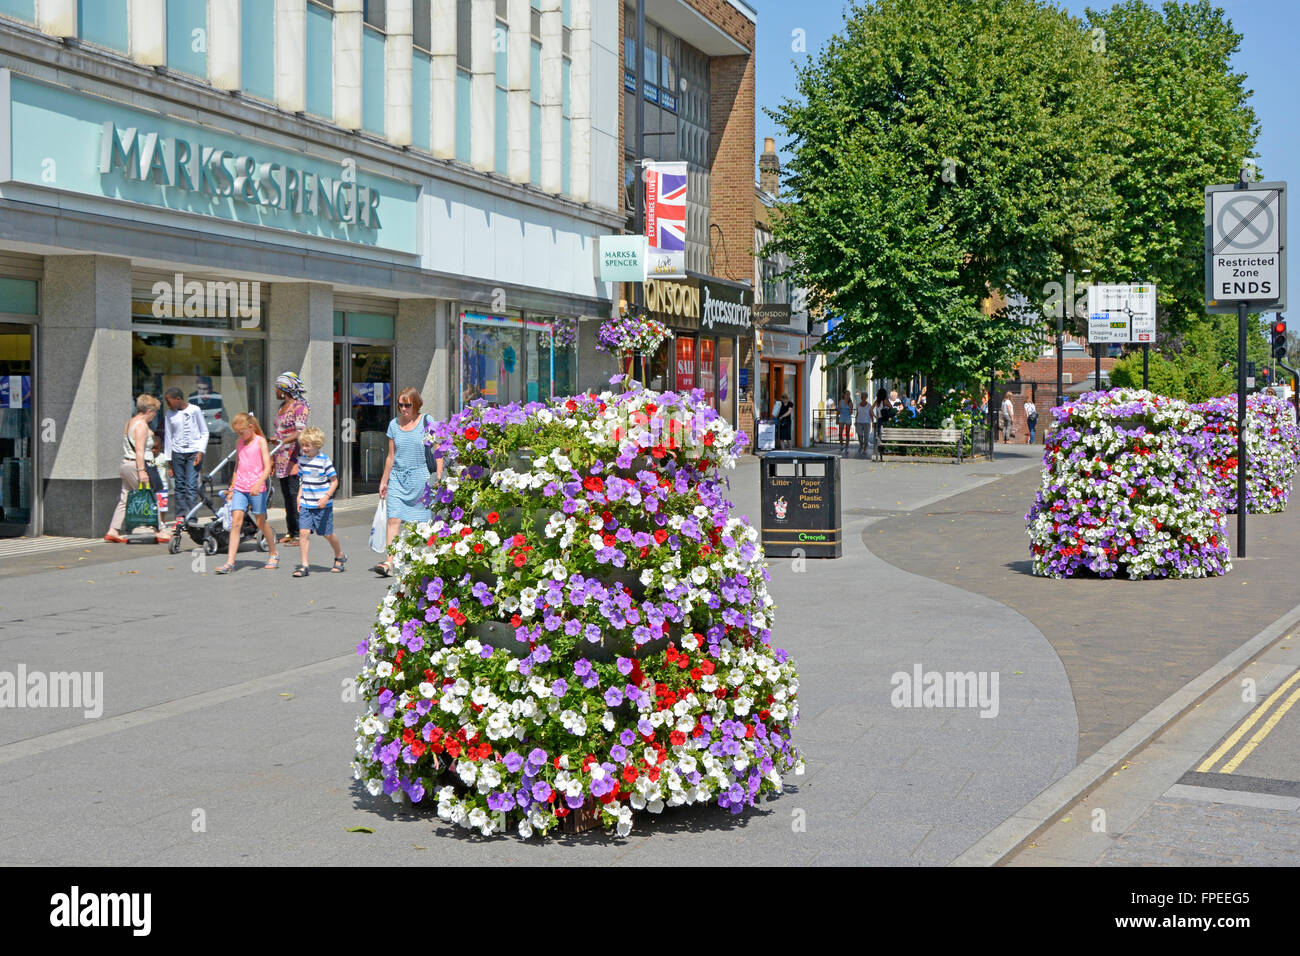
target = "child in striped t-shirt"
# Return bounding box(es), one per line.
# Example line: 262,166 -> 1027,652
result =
293,427 -> 346,576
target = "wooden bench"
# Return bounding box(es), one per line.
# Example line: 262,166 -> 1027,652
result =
877,427 -> 965,462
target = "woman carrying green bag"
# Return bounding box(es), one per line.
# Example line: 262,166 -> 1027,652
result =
106,394 -> 169,543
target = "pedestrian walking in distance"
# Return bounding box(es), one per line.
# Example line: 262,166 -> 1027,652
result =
856,392 -> 872,455
292,426 -> 346,576
837,390 -> 853,454
1000,394 -> 1015,443
1024,398 -> 1038,444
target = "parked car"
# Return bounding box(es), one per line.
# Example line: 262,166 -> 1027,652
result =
189,392 -> 233,437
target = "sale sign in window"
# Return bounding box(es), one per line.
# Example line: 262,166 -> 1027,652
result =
675,336 -> 696,393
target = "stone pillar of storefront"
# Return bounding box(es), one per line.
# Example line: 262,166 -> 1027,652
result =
268,283 -> 334,452
395,298 -> 450,421
40,255 -> 133,537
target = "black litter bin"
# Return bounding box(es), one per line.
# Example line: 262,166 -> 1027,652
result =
759,451 -> 841,558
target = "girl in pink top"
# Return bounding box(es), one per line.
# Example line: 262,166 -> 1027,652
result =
215,412 -> 279,574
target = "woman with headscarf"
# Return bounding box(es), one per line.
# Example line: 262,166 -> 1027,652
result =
271,371 -> 310,544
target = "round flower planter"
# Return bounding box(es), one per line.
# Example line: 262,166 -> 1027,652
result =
353,383 -> 803,838
1026,388 -> 1232,579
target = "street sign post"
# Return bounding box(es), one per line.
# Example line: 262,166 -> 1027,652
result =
1205,179 -> 1288,558
1205,183 -> 1287,313
1086,283 -> 1158,388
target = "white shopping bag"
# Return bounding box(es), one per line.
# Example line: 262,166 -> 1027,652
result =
217,501 -> 232,531
369,497 -> 388,554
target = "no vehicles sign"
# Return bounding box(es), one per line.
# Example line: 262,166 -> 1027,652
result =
1205,183 -> 1286,312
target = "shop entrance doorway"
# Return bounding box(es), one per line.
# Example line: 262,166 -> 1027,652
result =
0,324 -> 34,537
760,360 -> 801,448
334,342 -> 393,497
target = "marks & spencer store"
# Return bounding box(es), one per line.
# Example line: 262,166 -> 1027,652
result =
0,19 -> 617,538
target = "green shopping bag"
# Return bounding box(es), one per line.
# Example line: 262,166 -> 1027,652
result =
124,482 -> 158,531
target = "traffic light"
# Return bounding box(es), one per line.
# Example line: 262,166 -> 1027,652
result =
1272,319 -> 1288,360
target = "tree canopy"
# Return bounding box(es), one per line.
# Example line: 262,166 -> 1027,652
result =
1085,0 -> 1260,340
768,0 -> 1260,389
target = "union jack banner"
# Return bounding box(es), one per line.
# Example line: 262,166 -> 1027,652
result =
644,160 -> 687,278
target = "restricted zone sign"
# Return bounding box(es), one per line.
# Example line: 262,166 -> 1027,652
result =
1205,183 -> 1287,313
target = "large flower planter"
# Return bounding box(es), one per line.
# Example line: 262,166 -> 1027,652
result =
353,384 -> 803,838
1026,388 -> 1231,579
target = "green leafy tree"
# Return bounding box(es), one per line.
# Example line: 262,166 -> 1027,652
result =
1084,1 -> 1260,340
768,0 -> 1121,395
1110,314 -> 1271,400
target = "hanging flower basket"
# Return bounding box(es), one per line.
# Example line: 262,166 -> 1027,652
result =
353,381 -> 800,839
1026,388 -> 1231,579
596,311 -> 670,354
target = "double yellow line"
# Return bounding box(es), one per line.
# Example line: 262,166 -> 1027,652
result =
1197,664 -> 1300,774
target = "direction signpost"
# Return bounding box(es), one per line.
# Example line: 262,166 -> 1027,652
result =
1205,179 -> 1288,558
1086,282 -> 1158,388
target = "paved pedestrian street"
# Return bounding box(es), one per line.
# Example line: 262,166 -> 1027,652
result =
2,447 -> 1295,867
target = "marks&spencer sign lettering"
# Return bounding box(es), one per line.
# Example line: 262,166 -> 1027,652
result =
99,122 -> 383,227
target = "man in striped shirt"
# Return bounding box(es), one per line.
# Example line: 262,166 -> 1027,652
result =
293,427 -> 345,576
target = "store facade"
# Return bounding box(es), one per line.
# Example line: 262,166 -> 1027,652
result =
0,4 -> 621,538
639,276 -> 752,426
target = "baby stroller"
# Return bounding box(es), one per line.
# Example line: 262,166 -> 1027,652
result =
168,441 -> 285,555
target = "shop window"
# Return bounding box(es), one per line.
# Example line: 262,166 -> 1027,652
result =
165,0 -> 208,78
456,0 -> 470,70
530,39 -> 541,185
362,23 -> 386,135
412,47 -> 432,150
456,68 -> 472,163
131,331 -> 267,486
413,0 -> 431,52
495,15 -> 508,175
561,55 -> 571,195
699,337 -> 716,408
344,312 -> 395,339
0,278 -> 37,315
241,0 -> 275,100
674,336 -> 695,393
306,1 -> 334,120
0,0 -> 34,23
78,0 -> 129,53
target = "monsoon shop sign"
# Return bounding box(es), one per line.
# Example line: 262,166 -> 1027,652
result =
0,72 -> 417,253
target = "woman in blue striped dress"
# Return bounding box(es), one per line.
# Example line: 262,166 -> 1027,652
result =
374,387 -> 442,576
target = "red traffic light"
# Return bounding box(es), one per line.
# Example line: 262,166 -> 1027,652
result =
1274,321 -> 1287,335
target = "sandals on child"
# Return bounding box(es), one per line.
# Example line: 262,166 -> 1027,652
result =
331,555 -> 348,573
292,565 -> 310,577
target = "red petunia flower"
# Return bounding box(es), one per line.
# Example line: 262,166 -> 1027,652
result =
583,475 -> 604,493
464,426 -> 480,441
486,511 -> 499,524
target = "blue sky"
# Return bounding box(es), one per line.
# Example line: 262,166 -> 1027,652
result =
752,0 -> 1295,316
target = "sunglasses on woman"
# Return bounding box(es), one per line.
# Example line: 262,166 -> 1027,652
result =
398,402 -> 412,408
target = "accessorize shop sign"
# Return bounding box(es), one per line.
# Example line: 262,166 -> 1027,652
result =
0,71 -> 418,253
